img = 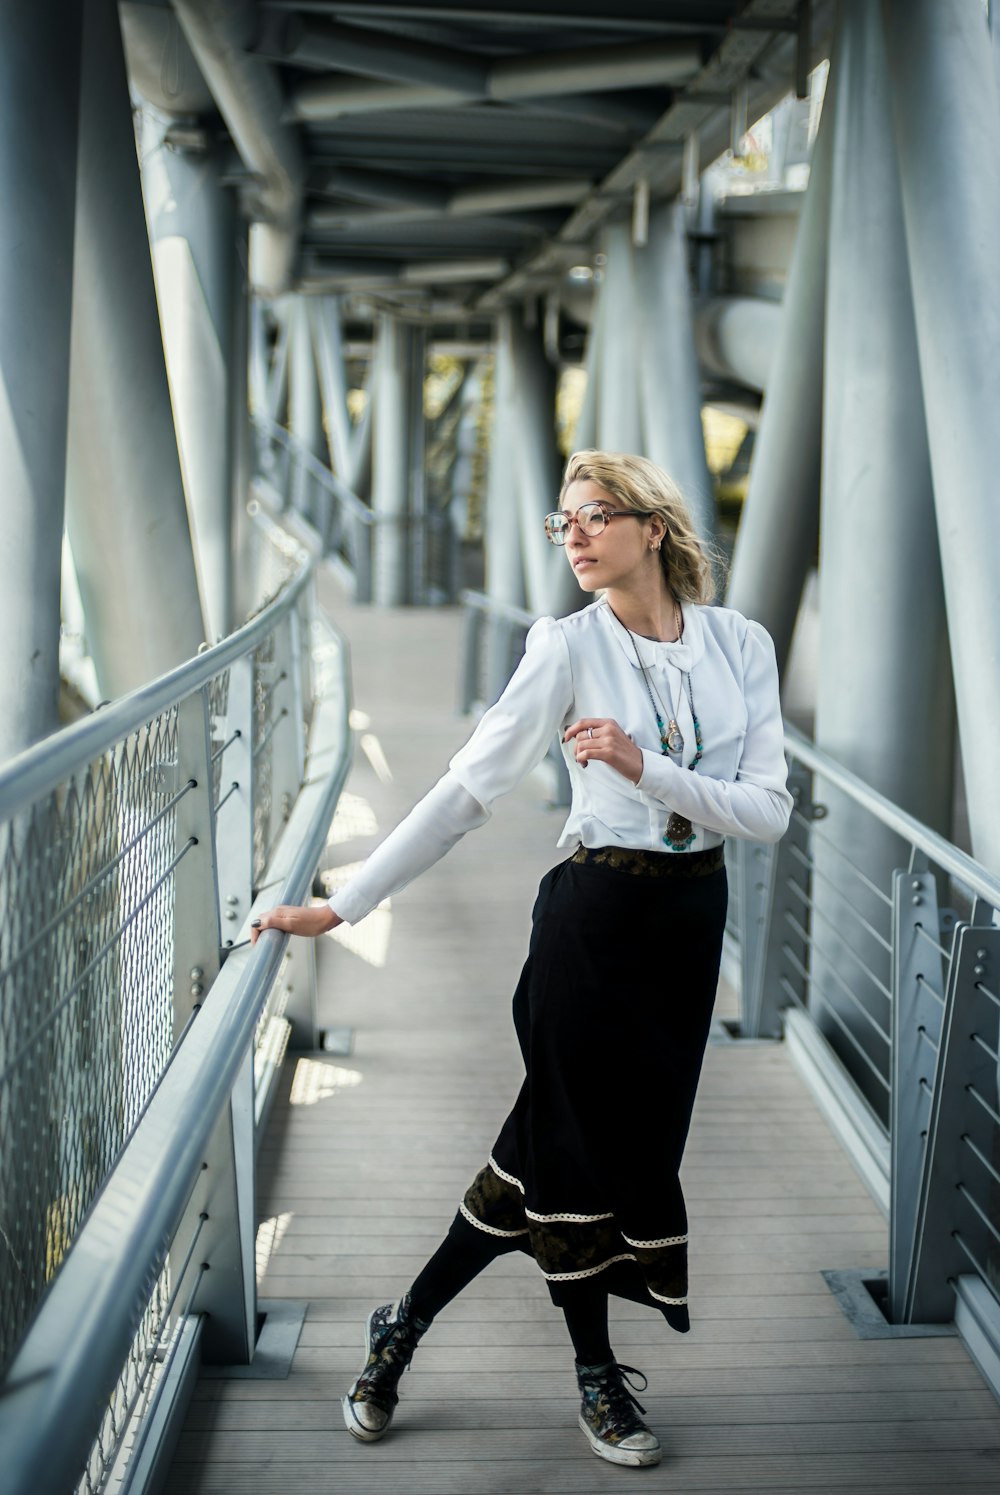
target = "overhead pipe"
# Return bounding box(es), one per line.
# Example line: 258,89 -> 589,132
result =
695,297 -> 782,394
171,0 -> 304,296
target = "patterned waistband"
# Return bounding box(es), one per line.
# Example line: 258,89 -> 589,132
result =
569,843 -> 725,878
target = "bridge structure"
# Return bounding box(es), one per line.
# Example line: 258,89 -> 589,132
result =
2,1 -> 1000,1491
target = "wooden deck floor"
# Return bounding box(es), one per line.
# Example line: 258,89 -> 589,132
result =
164,578 -> 1000,1495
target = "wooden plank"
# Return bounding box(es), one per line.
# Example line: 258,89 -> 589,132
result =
181,1386 -> 1000,1430
161,1450 -> 1000,1494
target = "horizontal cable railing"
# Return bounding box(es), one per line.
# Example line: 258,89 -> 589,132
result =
0,506 -> 352,1494
730,723 -> 1000,1342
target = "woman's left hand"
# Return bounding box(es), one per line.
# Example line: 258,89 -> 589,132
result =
564,718 -> 644,784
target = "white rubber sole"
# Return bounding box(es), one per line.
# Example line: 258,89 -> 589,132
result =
578,1414 -> 662,1467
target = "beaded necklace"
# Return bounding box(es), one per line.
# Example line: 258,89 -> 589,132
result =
611,604 -> 703,852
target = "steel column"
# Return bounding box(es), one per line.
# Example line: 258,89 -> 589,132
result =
812,0 -> 953,1125
0,2 -> 83,759
141,110 -> 236,645
485,312 -> 525,611
634,201 -> 715,544
507,314 -> 577,618
65,0 -> 206,701
372,314 -> 413,606
572,271 -> 604,453
310,295 -> 354,481
884,0 -> 1000,875
726,23 -> 837,674
595,222 -> 642,453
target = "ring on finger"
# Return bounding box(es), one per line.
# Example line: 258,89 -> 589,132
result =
588,726 -> 594,738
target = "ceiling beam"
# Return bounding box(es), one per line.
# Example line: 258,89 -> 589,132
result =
291,36 -> 701,121
271,2 -> 735,35
476,0 -> 834,309
308,175 -> 592,225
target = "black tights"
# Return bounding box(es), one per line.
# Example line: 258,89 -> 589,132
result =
408,1212 -> 614,1366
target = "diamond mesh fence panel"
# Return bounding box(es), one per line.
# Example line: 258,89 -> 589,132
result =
0,507 -> 328,1493
0,710 -> 184,1380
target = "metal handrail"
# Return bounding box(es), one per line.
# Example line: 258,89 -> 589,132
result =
255,414 -> 374,525
0,682 -> 350,1492
784,723 -> 1000,908
0,559 -> 311,822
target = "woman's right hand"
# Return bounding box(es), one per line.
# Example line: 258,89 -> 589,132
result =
250,904 -> 343,944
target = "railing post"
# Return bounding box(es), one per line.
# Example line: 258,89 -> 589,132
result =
459,602 -> 484,713
889,862 -> 944,1320
750,762 -> 815,1037
185,1042 -> 257,1364
215,658 -> 254,952
904,917 -> 1000,1322
173,691 -> 223,1038
351,513 -> 373,605
735,839 -> 775,1036
269,606 -> 318,1049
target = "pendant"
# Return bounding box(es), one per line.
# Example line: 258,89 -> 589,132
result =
664,718 -> 684,755
664,812 -> 695,851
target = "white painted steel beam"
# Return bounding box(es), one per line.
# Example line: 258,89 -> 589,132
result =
267,17 -> 488,93
726,26 -> 835,675
65,0 -> 205,700
172,0 -> 304,296
372,315 -> 413,606
884,0 -> 1000,874
292,37 -> 700,120
595,222 -> 642,453
812,0 -> 953,1126
140,111 -> 236,645
310,297 -> 354,481
486,314 -> 525,612
0,1 -> 82,758
634,200 -> 715,543
506,316 -> 580,618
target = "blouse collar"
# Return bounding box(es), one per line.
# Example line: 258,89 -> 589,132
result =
599,597 -> 705,673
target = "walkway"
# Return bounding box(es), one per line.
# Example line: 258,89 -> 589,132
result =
165,574 -> 1000,1494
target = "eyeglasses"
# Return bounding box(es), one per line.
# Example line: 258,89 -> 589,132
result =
543,501 -> 655,545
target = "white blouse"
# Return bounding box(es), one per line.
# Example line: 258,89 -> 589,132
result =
329,598 -> 793,925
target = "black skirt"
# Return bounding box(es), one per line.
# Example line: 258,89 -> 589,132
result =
459,843 -> 728,1334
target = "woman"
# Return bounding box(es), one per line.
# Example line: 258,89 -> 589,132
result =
252,450 -> 793,1469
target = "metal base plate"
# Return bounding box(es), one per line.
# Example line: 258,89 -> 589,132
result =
201,1299 -> 307,1379
822,1269 -> 956,1340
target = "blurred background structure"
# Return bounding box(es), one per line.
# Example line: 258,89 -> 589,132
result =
2,2 -> 1000,1490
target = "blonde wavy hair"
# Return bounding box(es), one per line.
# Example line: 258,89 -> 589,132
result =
560,449 -> 719,604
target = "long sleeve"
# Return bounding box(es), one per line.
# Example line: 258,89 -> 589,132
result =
329,616 -> 574,923
635,619 -> 793,843
328,773 -> 488,924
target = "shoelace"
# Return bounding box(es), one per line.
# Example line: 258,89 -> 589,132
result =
601,1362 -> 649,1419
579,1357 -> 651,1423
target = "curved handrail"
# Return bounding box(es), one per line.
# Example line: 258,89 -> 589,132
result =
784,723 -> 1000,906
0,551 -> 312,822
0,615 -> 352,1495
